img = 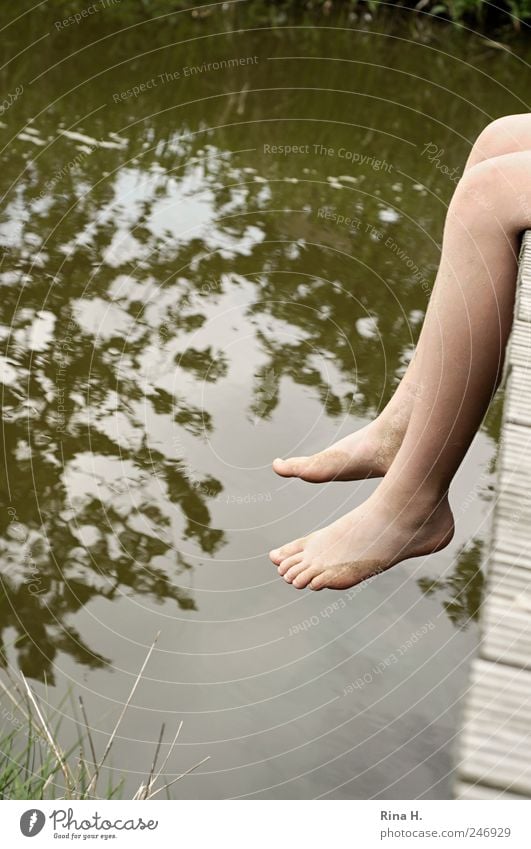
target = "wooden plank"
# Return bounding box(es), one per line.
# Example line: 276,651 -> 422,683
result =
503,366 -> 531,424
455,781 -> 528,800
485,416 -> 531,661
457,660 -> 531,796
516,231 -> 531,322
455,232 -> 531,798
482,603 -> 531,669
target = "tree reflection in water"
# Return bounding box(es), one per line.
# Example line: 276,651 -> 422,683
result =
0,4 -> 510,683
417,541 -> 485,630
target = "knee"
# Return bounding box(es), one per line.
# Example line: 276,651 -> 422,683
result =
468,114 -> 530,167
450,153 -> 531,236
451,159 -> 498,223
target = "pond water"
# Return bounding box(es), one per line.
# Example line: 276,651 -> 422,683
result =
0,2 -> 526,798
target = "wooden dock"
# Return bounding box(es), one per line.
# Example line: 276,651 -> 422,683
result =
455,231 -> 531,800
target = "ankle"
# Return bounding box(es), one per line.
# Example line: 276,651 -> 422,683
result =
373,402 -> 411,447
376,478 -> 450,519
370,409 -> 410,468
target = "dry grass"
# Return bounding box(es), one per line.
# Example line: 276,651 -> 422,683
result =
0,635 -> 209,800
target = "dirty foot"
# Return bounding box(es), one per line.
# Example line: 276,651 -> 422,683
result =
269,492 -> 454,590
272,409 -> 409,483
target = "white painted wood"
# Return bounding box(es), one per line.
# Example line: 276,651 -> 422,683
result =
456,660 -> 531,796
455,781 -> 528,800
455,232 -> 531,798
516,232 -> 531,322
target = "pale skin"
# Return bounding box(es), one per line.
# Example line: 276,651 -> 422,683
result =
270,114 -> 531,591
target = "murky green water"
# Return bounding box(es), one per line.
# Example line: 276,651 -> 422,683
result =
0,3 -> 524,798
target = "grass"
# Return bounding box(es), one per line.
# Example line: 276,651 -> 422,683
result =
0,635 -> 209,800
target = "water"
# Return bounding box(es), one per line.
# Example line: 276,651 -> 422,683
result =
0,3 -> 521,798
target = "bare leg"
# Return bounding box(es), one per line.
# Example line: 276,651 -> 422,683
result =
465,113 -> 531,168
271,150 -> 531,590
273,114 -> 531,484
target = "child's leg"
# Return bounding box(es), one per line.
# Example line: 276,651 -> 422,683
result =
272,150 -> 531,590
465,113 -> 531,168
273,114 -> 531,484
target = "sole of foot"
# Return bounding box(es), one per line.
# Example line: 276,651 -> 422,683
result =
269,494 -> 454,591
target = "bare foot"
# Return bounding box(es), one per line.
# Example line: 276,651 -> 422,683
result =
269,492 -> 454,590
272,406 -> 410,483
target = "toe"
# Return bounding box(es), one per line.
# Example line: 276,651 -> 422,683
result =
309,571 -> 330,591
278,552 -> 303,577
272,456 -> 307,477
270,537 -> 306,566
292,564 -> 323,589
283,558 -> 308,583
